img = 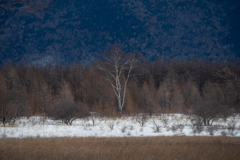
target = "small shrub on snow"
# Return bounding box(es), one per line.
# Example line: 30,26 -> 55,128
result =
152,119 -> 162,133
192,125 -> 204,134
190,116 -> 203,126
221,131 -> 227,136
227,116 -> 238,136
166,126 -> 171,132
161,115 -> 169,128
47,101 -> 89,125
172,124 -> 185,133
171,125 -> 177,133
89,112 -> 101,126
206,126 -> 217,136
136,115 -> 147,127
129,125 -> 134,130
27,117 -> 38,126
108,121 -> 114,130
177,124 -> 185,132
171,124 -> 185,133
40,116 -> 47,124
171,115 -> 182,123
121,126 -> 127,133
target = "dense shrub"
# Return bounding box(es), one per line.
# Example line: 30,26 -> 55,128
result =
47,101 -> 89,125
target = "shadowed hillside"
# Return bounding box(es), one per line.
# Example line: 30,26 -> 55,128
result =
0,0 -> 239,64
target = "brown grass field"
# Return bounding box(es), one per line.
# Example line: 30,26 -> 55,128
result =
0,136 -> 240,160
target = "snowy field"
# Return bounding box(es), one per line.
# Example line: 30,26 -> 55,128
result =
1,114 -> 240,138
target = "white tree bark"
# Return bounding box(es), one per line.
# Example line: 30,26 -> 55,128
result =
97,46 -> 139,114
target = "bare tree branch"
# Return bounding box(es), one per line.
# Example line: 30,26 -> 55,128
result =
96,45 -> 141,114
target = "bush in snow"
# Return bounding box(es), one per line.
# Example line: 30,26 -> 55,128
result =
192,125 -> 204,134
0,90 -> 30,126
206,125 -> 219,136
152,118 -> 162,133
136,114 -> 148,127
108,120 -> 115,130
129,125 -> 134,130
161,115 -> 169,128
227,115 -> 238,136
89,112 -> 101,126
47,100 -> 89,125
121,126 -> 127,133
192,100 -> 230,126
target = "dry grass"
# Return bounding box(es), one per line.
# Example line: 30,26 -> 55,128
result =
0,136 -> 240,160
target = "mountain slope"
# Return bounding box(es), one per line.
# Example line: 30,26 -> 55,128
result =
0,0 -> 239,64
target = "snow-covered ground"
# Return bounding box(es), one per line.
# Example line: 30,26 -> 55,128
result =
0,114 -> 240,138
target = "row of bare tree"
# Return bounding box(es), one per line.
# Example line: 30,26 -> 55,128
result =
0,48 -> 240,125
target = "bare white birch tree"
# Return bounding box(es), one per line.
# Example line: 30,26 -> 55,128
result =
97,45 -> 140,114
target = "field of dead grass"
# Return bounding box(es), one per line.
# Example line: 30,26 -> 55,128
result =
0,136 -> 240,160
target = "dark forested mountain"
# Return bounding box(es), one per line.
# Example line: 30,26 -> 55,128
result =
0,0 -> 240,64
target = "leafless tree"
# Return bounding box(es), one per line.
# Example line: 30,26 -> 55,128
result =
47,81 -> 89,125
157,69 -> 184,112
97,45 -> 141,114
152,118 -> 162,132
48,100 -> 89,125
141,80 -> 157,115
136,114 -> 147,127
193,100 -> 229,126
227,114 -> 238,136
0,89 -> 30,126
89,112 -> 101,126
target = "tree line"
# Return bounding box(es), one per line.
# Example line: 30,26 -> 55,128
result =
0,47 -> 240,125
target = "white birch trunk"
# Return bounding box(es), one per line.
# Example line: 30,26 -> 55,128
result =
97,48 -> 138,114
